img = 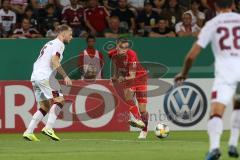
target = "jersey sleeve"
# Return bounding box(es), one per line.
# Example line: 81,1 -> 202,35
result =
175,22 -> 182,33
103,6 -> 110,17
61,7 -> 68,23
52,43 -> 65,58
196,20 -> 215,48
128,50 -> 137,70
0,15 -> 2,24
12,12 -> 16,24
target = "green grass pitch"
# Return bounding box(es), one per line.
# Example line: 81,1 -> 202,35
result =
0,131 -> 235,160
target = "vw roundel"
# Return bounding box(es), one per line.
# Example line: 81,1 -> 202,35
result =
164,82 -> 207,127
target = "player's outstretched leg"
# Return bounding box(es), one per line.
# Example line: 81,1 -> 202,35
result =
228,103 -> 240,158
137,85 -> 148,139
124,88 -> 145,129
23,102 -> 48,141
206,115 -> 223,160
205,102 -> 225,160
42,98 -> 64,141
128,102 -> 145,129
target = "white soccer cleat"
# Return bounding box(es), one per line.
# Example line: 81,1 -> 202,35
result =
128,119 -> 145,129
138,131 -> 148,139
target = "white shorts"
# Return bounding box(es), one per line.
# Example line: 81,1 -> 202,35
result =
32,79 -> 63,102
211,79 -> 237,106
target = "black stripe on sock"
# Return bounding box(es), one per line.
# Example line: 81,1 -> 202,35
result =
39,108 -> 47,116
210,114 -> 222,119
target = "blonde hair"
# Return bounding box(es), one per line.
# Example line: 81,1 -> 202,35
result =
56,24 -> 72,34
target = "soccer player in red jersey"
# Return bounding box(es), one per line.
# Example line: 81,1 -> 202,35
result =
108,38 -> 149,139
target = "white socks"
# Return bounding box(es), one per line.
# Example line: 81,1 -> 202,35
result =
25,110 -> 45,134
229,110 -> 240,147
45,103 -> 62,129
24,103 -> 62,134
207,117 -> 223,152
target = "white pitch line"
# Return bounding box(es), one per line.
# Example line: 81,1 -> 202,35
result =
62,138 -> 205,144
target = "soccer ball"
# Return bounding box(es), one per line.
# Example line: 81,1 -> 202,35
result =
155,123 -> 170,139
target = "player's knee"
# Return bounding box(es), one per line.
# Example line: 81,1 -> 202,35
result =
39,100 -> 51,112
53,97 -> 65,106
138,103 -> 147,113
39,108 -> 48,116
210,102 -> 225,119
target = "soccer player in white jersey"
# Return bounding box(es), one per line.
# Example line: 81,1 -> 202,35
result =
175,0 -> 240,159
23,24 -> 73,141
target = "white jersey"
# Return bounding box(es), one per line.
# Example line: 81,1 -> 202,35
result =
31,38 -> 65,81
197,12 -> 240,84
0,9 -> 16,32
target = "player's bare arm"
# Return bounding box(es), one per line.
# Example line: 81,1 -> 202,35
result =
51,55 -> 72,86
175,43 -> 202,84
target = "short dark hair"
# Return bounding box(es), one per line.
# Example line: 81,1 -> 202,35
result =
22,17 -> 30,23
191,0 -> 201,5
215,0 -> 234,8
116,37 -> 129,44
158,16 -> 167,22
56,24 -> 72,34
24,6 -> 33,12
86,35 -> 96,42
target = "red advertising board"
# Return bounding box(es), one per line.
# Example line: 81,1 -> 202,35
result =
0,80 -> 129,133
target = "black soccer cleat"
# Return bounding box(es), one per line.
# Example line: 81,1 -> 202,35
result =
205,148 -> 221,160
228,145 -> 239,158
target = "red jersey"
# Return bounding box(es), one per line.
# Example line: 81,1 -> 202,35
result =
84,6 -> 109,32
108,49 -> 147,78
62,5 -> 84,27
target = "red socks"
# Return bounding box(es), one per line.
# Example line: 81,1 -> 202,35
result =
127,100 -> 141,120
141,112 -> 149,132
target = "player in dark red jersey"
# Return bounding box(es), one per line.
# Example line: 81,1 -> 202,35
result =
61,0 -> 85,37
108,38 -> 149,139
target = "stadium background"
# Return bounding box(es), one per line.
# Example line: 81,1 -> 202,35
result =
0,1 -> 239,160
0,0 -> 237,133
0,38 -> 233,133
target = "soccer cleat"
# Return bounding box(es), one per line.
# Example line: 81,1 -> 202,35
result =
228,145 -> 239,158
41,128 -> 60,141
23,133 -> 40,141
205,148 -> 221,160
138,131 -> 148,139
128,119 -> 145,129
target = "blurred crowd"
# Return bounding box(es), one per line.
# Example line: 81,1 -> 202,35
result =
0,0 -> 240,38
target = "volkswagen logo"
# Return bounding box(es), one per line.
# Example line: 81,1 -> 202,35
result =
164,82 -> 207,127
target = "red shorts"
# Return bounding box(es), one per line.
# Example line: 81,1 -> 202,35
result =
113,74 -> 148,104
